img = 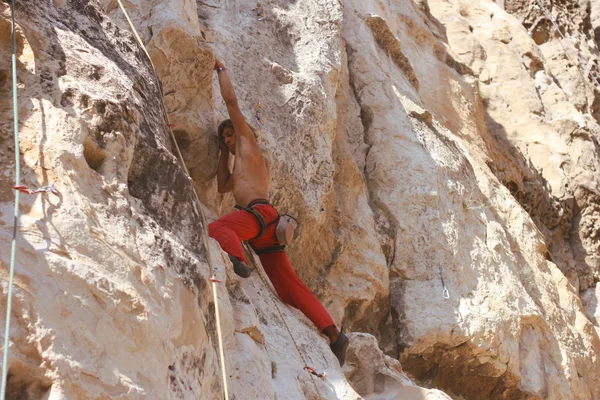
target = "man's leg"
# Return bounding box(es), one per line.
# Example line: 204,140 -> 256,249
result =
257,252 -> 334,331
208,211 -> 261,277
258,251 -> 349,365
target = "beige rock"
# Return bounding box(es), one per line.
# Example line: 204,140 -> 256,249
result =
582,283 -> 600,336
437,0 -> 600,284
1,0 -> 600,399
345,332 -> 452,399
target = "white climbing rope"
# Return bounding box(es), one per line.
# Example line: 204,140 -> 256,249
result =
1,1 -> 20,398
113,1 -> 230,398
243,244 -> 325,399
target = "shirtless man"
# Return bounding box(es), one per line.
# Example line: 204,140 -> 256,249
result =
207,58 -> 349,366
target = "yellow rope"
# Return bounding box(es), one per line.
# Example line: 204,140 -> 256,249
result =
113,1 -> 229,398
243,244 -> 324,399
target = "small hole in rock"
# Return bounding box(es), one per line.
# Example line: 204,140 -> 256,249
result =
83,138 -> 107,171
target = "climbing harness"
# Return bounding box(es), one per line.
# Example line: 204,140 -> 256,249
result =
243,243 -> 325,399
114,1 -> 230,398
438,264 -> 450,299
112,3 -> 316,399
12,182 -> 57,195
255,103 -> 265,126
234,200 -> 298,253
1,1 -> 20,398
234,199 -> 273,240
532,0 -> 600,92
253,0 -> 264,21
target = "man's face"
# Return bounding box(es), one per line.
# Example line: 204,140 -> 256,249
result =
222,127 -> 236,154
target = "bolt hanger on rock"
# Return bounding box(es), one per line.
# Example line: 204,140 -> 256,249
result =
253,0 -> 264,20
114,0 -> 231,398
304,366 -> 326,379
13,181 -> 57,195
255,102 -> 265,126
438,264 -> 450,299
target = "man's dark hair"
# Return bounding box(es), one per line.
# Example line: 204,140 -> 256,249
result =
218,119 -> 234,141
217,119 -> 258,141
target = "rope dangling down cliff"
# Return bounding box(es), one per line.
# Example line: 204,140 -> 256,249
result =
243,243 -> 326,399
0,2 -> 231,399
114,0 -> 351,398
1,1 -> 21,398
113,1 -> 231,399
113,1 -> 334,399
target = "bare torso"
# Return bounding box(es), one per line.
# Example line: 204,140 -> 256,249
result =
231,136 -> 270,207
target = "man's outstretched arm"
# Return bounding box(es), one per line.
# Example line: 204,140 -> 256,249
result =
214,58 -> 260,157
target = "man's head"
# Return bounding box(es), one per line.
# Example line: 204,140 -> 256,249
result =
218,119 -> 236,154
218,119 -> 258,155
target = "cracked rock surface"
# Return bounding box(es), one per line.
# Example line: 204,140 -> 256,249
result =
0,0 -> 599,399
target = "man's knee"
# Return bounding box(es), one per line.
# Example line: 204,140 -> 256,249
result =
207,220 -> 221,239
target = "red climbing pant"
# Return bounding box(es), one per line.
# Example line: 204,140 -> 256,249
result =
208,202 -> 335,333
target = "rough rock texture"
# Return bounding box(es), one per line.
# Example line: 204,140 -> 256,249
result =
1,0 -> 600,399
344,333 -> 452,399
582,283 -> 600,336
440,0 -> 600,291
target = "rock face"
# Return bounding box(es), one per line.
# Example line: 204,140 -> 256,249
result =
0,0 -> 599,399
344,332 -> 452,399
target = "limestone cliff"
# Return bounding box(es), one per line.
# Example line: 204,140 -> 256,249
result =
0,0 -> 599,399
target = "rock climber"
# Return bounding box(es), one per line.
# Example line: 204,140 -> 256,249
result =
207,57 -> 349,367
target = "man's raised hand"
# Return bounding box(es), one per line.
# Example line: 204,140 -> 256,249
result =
214,57 -> 225,71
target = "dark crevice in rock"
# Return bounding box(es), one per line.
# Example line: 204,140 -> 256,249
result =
433,43 -> 474,76
343,37 -> 399,356
389,278 -> 410,358
4,363 -> 52,400
401,339 -> 543,400
480,104 -> 578,279
365,15 -> 419,90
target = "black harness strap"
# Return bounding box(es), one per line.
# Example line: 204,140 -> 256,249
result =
253,244 -> 286,255
266,215 -> 280,228
234,200 -> 287,254
235,199 -> 273,240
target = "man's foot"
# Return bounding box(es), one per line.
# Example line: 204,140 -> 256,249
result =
229,255 -> 252,278
330,330 -> 349,367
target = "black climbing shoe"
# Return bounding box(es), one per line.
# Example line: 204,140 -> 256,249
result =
330,330 -> 350,367
229,255 -> 252,278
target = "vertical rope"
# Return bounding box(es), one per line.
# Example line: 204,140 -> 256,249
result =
113,1 -> 229,398
244,245 -> 323,399
1,1 -> 20,398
